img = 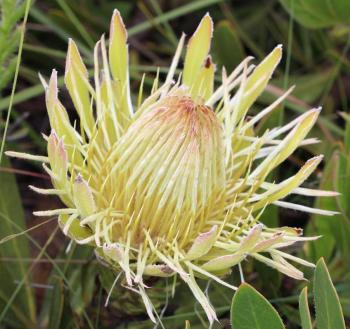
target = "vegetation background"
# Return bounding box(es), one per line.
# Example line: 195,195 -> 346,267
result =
0,0 -> 349,328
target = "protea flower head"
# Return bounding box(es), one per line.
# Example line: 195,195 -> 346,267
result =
7,11 -> 337,323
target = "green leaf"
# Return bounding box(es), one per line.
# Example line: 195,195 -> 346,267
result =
279,0 -> 350,29
231,283 -> 285,329
0,156 -> 36,328
299,287 -> 312,329
212,20 -> 245,73
314,258 -> 346,329
273,70 -> 334,104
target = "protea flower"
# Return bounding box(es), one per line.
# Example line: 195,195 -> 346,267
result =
7,11 -> 337,323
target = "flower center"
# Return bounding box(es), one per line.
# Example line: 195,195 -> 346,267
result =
96,95 -> 225,247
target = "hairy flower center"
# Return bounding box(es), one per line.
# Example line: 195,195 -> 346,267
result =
96,95 -> 225,246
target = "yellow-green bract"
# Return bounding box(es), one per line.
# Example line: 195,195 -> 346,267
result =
7,11 -> 338,324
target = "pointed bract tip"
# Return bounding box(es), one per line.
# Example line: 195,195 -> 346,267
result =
221,66 -> 227,77
50,69 -> 58,83
48,70 -> 58,95
41,132 -> 49,141
302,107 -> 321,122
203,12 -> 213,27
48,131 -> 59,147
306,154 -> 324,164
38,72 -> 48,89
100,33 -> 106,42
112,8 -> 121,16
204,12 -> 211,18
305,107 -> 322,117
191,12 -> 213,39
64,38 -> 88,77
66,39 -> 75,69
103,242 -> 123,262
49,129 -> 58,139
110,8 -> 127,39
75,173 -> 84,184
273,45 -> 283,58
73,173 -> 96,217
